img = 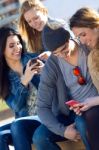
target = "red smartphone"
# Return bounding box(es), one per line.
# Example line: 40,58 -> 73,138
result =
65,100 -> 80,107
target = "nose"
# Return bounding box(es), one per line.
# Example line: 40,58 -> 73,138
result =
15,44 -> 21,52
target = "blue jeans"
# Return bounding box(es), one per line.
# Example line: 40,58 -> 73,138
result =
11,117 -> 41,150
75,116 -> 90,150
33,112 -> 90,150
0,123 -> 12,150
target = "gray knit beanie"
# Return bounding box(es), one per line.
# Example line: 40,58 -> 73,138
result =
42,25 -> 70,51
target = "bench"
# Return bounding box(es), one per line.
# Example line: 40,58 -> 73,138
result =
32,140 -> 85,150
2,110 -> 85,150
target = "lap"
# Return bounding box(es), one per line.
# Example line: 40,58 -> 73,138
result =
33,124 -> 66,142
0,123 -> 11,131
0,123 -> 12,145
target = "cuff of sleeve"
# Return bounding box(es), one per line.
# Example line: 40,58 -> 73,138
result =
56,124 -> 66,137
20,82 -> 29,94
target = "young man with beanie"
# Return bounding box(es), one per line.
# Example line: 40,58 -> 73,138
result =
33,25 -> 98,150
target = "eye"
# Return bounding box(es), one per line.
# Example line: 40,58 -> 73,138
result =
34,16 -> 39,21
9,44 -> 14,48
28,20 -> 31,24
81,33 -> 86,37
17,41 -> 21,45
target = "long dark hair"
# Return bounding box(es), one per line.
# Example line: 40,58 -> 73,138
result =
0,27 -> 25,100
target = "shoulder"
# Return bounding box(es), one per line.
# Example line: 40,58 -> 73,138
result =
22,52 -> 38,59
41,54 -> 61,81
47,17 -> 66,29
44,54 -> 59,70
21,52 -> 38,64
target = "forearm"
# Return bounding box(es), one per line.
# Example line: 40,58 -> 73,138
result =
37,105 -> 66,137
87,96 -> 99,107
8,82 -> 29,112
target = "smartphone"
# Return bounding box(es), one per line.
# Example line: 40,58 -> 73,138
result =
30,57 -> 40,66
65,100 -> 80,107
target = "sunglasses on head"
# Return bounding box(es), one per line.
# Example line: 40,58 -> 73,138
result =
73,66 -> 86,85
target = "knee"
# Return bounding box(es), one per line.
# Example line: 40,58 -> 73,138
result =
75,116 -> 87,135
33,129 -> 44,145
0,133 -> 5,143
0,131 -> 9,143
11,121 -> 23,136
33,127 -> 49,145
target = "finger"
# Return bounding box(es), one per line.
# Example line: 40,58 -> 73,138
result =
27,59 -> 32,67
29,63 -> 39,70
80,106 -> 87,111
69,106 -> 73,110
37,59 -> 44,66
74,109 -> 81,115
73,107 -> 79,113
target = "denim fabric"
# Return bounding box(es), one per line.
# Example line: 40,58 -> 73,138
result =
11,118 -> 41,150
0,118 -> 41,150
0,123 -> 12,150
0,52 -> 40,150
75,116 -> 91,150
33,112 -> 90,150
0,48 -> 48,150
5,52 -> 40,118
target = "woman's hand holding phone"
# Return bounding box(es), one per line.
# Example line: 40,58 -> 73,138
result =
21,58 -> 44,86
30,57 -> 44,73
65,100 -> 84,115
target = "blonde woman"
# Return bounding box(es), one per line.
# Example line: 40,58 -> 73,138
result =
19,0 -> 65,59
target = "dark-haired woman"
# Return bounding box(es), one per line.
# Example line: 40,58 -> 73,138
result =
0,26 -> 44,150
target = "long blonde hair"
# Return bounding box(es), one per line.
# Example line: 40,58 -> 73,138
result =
88,49 -> 99,91
19,0 -> 48,53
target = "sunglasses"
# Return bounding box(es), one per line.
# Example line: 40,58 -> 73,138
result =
73,66 -> 86,85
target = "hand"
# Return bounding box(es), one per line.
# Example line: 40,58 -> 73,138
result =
79,101 -> 94,112
64,124 -> 81,142
38,51 -> 51,60
35,59 -> 44,74
21,60 -> 39,86
69,103 -> 84,116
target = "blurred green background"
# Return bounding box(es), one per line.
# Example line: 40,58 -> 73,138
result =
0,100 -> 9,112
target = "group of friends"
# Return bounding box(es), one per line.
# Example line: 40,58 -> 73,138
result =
0,0 -> 99,150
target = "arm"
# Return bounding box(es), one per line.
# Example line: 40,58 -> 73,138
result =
37,56 -> 67,137
80,96 -> 99,112
69,96 -> 99,115
6,80 -> 29,112
8,58 -> 41,112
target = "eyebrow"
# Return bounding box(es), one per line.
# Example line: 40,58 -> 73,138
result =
78,32 -> 85,36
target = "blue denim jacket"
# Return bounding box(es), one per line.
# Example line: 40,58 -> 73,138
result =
6,52 -> 40,118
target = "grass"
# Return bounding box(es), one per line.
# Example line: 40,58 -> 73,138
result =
0,100 -> 9,112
